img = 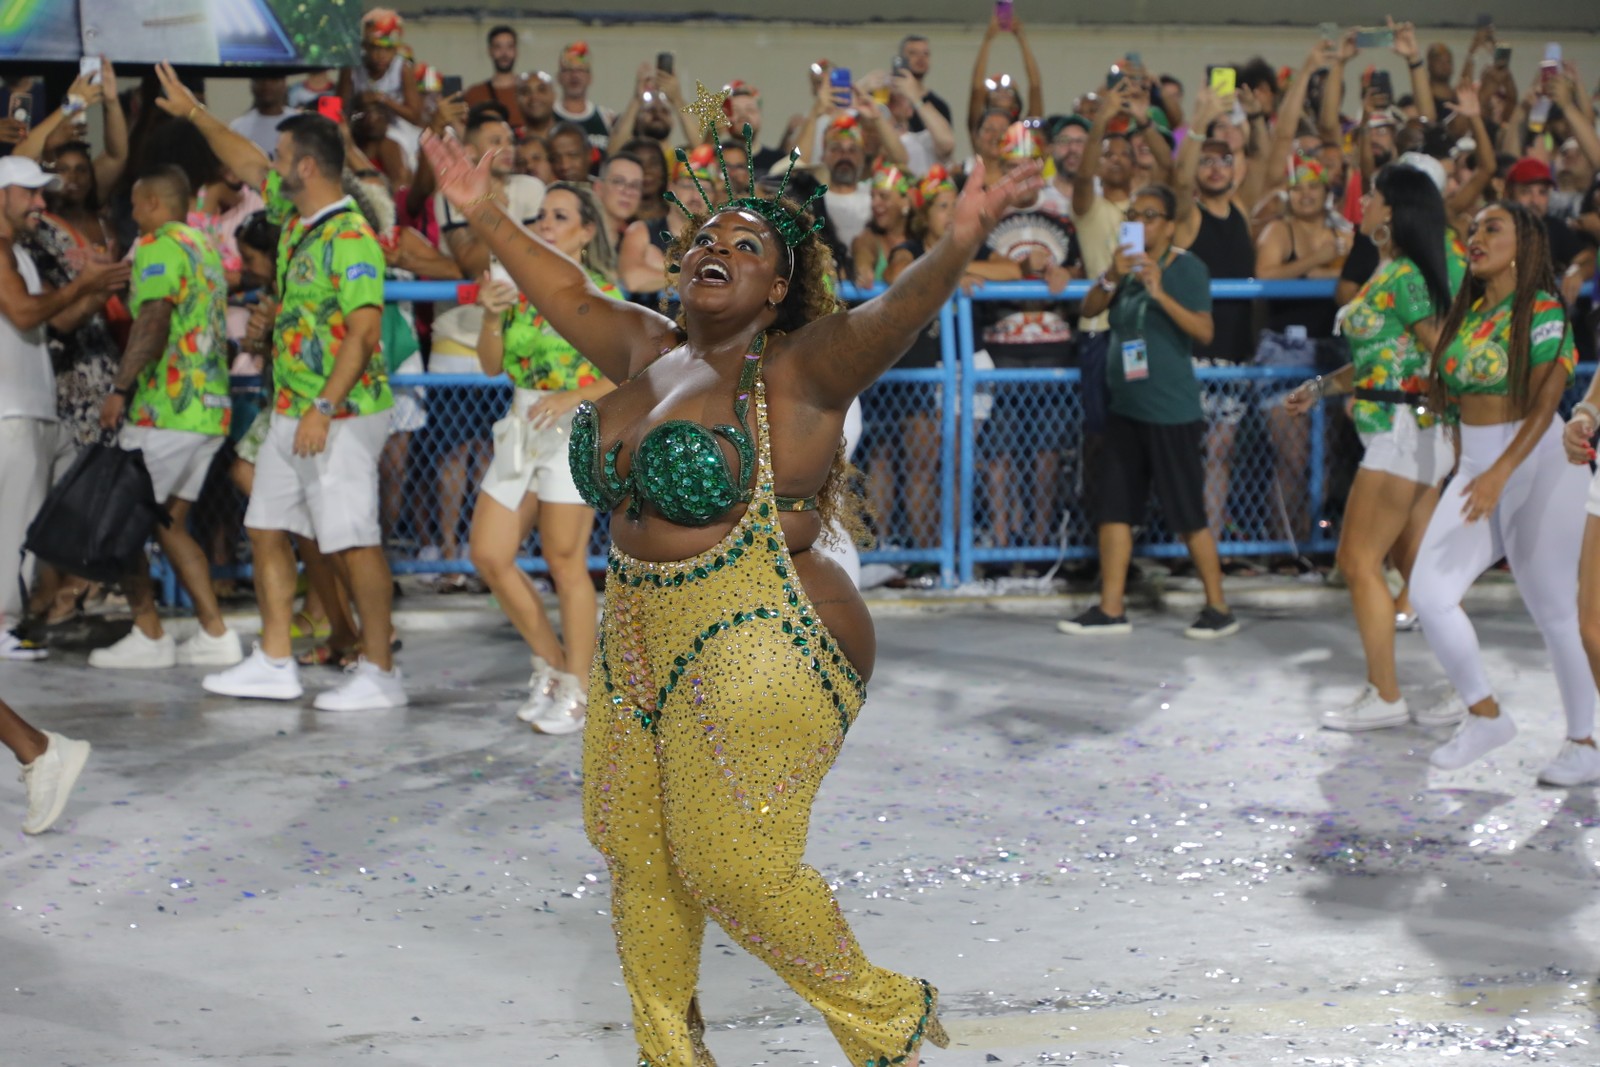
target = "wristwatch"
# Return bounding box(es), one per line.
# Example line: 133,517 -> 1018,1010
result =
312,397 -> 338,418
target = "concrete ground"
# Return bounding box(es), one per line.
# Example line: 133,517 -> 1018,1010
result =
2,586 -> 1597,1065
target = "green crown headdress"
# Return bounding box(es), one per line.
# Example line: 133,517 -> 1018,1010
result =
662,82 -> 827,272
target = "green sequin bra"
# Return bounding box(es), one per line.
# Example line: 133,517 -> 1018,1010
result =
569,333 -> 818,527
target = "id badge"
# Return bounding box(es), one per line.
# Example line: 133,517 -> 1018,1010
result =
1121,338 -> 1150,382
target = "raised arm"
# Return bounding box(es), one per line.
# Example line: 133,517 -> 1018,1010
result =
1127,85 -> 1173,184
786,157 -> 1042,408
154,62 -> 271,191
420,130 -> 677,383
898,68 -> 956,161
1173,90 -> 1226,228
93,59 -> 129,195
1263,43 -> 1330,193
1320,31 -> 1359,143
853,88 -> 908,168
1445,81 -> 1495,218
13,74 -> 101,162
1236,85 -> 1271,216
968,15 -> 1000,133
608,63 -> 651,156
1551,64 -> 1600,171
1074,80 -> 1133,216
1013,18 -> 1046,120
1391,18 -> 1436,124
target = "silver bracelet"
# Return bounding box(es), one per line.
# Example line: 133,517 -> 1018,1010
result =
1575,401 -> 1600,426
1301,375 -> 1325,398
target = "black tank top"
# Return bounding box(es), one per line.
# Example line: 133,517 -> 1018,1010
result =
1186,202 -> 1256,363
1265,220 -> 1337,339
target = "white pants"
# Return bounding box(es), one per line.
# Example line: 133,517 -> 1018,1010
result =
1410,417 -> 1594,736
119,425 -> 225,503
243,412 -> 391,554
0,417 -> 75,624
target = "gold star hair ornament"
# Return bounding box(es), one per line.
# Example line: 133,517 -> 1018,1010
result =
662,80 -> 827,274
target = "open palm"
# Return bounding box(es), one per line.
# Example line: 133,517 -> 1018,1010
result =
950,158 -> 1044,247
419,130 -> 493,211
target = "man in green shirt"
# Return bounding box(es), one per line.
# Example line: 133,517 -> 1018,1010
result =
193,112 -> 405,712
1058,184 -> 1239,640
93,166 -> 241,671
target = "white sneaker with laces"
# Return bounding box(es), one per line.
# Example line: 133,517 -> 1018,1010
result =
177,627 -> 244,667
203,644 -> 303,700
1321,684 -> 1410,732
1430,712 -> 1517,770
1412,690 -> 1468,727
313,657 -> 407,711
515,655 -> 557,723
88,627 -> 176,669
526,671 -> 586,736
21,731 -> 90,834
1537,740 -> 1600,787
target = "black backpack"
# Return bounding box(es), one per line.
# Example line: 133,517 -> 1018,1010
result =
23,443 -> 171,584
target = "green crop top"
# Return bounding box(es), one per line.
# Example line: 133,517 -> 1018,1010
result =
1436,289 -> 1575,397
568,332 -> 819,527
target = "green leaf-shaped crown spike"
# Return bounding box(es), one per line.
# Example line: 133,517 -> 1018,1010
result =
674,82 -> 827,248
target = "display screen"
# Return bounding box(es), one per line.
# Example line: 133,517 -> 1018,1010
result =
0,0 -> 359,68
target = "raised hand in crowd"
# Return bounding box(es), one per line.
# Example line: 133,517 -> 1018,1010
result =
153,60 -> 271,190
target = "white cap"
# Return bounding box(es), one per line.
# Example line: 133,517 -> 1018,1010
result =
1397,151 -> 1447,194
0,156 -> 60,190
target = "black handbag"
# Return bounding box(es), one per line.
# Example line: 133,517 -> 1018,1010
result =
23,443 -> 170,584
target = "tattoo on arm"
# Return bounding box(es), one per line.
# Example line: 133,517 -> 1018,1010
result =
116,302 -> 173,390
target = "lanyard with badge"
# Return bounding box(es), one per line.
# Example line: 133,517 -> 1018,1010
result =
276,206 -> 354,296
1120,248 -> 1175,383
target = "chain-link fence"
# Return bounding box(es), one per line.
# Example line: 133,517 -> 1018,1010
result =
150,279 -> 1598,601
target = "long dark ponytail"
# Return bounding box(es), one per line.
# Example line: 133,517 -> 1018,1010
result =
1374,163 -> 1452,314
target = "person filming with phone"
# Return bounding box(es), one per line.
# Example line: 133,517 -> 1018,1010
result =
1057,184 -> 1238,641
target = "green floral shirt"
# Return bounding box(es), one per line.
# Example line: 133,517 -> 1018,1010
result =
1342,254 -> 1461,434
129,221 -> 231,435
1437,289 -> 1575,402
272,199 -> 392,419
500,271 -> 618,391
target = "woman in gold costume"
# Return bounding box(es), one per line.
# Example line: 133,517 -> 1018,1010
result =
421,86 -> 1041,1066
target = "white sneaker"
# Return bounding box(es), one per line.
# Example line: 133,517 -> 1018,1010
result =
1412,690 -> 1468,727
0,627 -> 47,661
1321,684 -> 1410,732
515,655 -> 558,724
88,627 -> 176,669
177,627 -> 244,667
1430,712 -> 1517,770
313,657 -> 407,711
203,644 -> 303,701
525,672 -> 586,735
21,731 -> 90,834
1395,612 -> 1422,632
1537,740 -> 1600,787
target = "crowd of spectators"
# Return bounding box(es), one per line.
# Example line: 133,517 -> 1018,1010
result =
4,10 -> 1600,660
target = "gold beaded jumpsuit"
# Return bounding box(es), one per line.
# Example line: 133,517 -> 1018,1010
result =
569,335 -> 948,1066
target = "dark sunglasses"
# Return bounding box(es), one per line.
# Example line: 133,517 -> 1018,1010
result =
1124,208 -> 1171,222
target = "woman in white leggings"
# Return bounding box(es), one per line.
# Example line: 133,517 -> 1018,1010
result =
1409,202 -> 1593,781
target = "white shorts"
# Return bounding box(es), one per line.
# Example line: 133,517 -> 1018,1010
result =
1358,413 -> 1449,488
244,411 -> 391,553
119,425 -> 225,503
479,389 -> 585,511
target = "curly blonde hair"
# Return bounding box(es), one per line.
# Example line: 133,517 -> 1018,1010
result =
662,203 -> 872,547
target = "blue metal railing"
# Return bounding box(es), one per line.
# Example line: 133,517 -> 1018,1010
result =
192,276 -> 1596,594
